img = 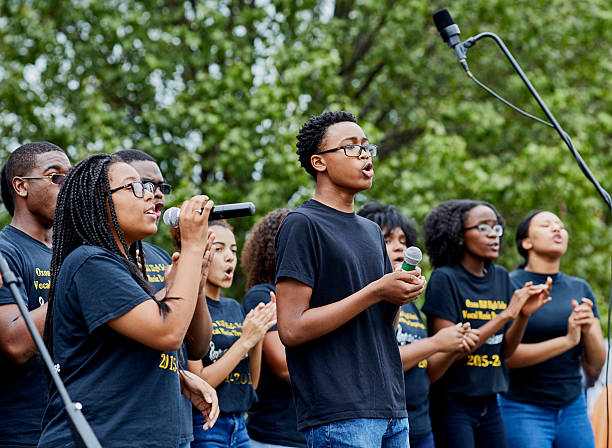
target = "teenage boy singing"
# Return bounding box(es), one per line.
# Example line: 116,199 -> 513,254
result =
275,111 -> 426,447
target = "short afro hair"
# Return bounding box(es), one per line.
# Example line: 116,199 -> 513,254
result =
423,199 -> 505,268
296,111 -> 357,178
357,202 -> 418,247
1,142 -> 65,216
114,149 -> 157,164
241,208 -> 290,290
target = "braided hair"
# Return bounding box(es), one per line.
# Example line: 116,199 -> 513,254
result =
357,202 -> 418,247
296,111 -> 356,178
0,142 -> 65,216
241,209 -> 290,290
423,199 -> 505,269
43,154 -> 162,358
515,210 -> 544,269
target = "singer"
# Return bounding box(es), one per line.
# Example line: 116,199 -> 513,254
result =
499,211 -> 604,448
358,202 -> 478,448
38,154 -> 213,447
274,111 -> 425,447
422,200 -> 552,448
0,142 -> 71,447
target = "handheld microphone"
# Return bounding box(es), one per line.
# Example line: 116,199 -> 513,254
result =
163,202 -> 256,227
383,246 -> 423,325
432,9 -> 471,72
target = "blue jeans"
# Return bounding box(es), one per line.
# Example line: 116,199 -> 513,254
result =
430,394 -> 507,448
409,432 -> 434,448
499,393 -> 595,448
191,412 -> 250,448
302,417 -> 410,448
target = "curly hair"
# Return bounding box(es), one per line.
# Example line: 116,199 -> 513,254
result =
296,110 -> 356,178
0,142 -> 65,216
423,199 -> 505,268
357,202 -> 418,247
241,209 -> 290,290
515,210 -> 544,269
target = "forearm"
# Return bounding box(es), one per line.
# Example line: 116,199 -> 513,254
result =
505,337 -> 574,368
427,351 -> 462,383
582,324 -> 606,371
278,283 -> 379,347
469,314 -> 512,353
188,338 -> 251,388
185,294 -> 213,360
399,338 -> 440,372
249,340 -> 263,389
0,303 -> 47,364
502,314 -> 529,358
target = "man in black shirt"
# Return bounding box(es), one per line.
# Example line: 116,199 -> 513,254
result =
275,111 -> 426,447
0,142 -> 71,446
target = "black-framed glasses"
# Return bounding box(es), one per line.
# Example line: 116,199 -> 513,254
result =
110,181 -> 155,198
464,223 -> 504,237
317,144 -> 378,158
142,180 -> 172,195
17,174 -> 66,185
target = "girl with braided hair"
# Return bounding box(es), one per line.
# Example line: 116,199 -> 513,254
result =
38,154 -> 216,448
421,199 -> 552,448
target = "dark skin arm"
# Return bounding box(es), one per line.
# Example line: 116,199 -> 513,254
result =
262,330 -> 290,383
276,270 -> 426,348
0,302 -> 47,364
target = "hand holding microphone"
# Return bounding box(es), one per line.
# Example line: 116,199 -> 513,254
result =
382,247 -> 425,325
163,202 -> 256,227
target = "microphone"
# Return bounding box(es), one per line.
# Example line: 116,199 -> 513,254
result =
432,9 -> 471,72
163,202 -> 256,227
383,246 -> 423,325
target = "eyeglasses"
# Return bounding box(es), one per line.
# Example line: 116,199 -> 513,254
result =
464,223 -> 504,237
110,181 -> 155,198
142,180 -> 172,195
17,174 -> 66,185
317,144 -> 378,158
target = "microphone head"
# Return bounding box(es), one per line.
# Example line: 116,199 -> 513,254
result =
162,207 -> 180,228
403,246 -> 423,266
433,9 -> 454,33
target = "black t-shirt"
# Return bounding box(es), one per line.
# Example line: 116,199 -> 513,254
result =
505,270 -> 599,408
201,296 -> 257,414
242,283 -> 306,447
397,302 -> 431,437
275,199 -> 407,431
422,264 -> 513,397
142,242 -> 193,445
38,245 -> 182,448
142,241 -> 172,293
0,225 -> 51,447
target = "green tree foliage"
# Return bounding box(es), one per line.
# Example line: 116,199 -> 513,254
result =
0,0 -> 610,322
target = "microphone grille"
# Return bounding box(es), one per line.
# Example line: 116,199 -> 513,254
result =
433,9 -> 454,32
404,246 -> 423,265
162,207 -> 180,227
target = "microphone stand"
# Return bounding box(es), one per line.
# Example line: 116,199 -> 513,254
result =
452,31 -> 612,448
454,32 -> 612,213
0,254 -> 102,448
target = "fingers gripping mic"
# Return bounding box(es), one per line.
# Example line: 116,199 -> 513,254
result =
163,202 -> 256,227
433,9 -> 472,73
383,247 -> 423,325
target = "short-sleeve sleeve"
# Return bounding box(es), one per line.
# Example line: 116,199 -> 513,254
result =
422,269 -> 461,327
72,252 -> 152,332
275,212 -> 318,288
0,250 -> 28,306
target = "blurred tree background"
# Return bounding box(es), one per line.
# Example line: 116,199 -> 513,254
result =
0,0 -> 610,327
